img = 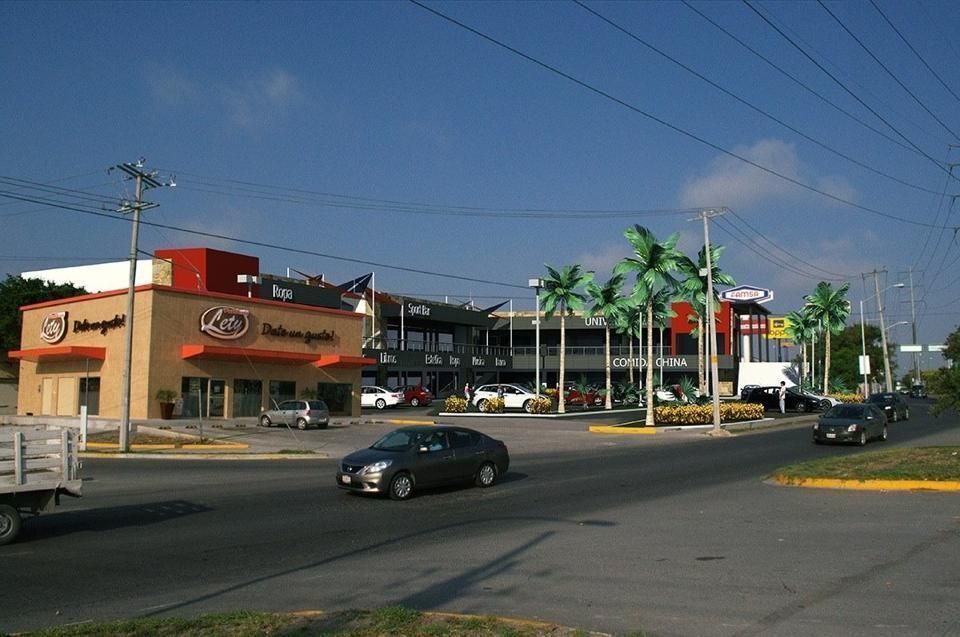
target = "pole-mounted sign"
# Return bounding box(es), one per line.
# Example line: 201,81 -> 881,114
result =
720,285 -> 774,304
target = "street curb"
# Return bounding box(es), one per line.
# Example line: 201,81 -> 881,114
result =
287,610 -> 611,636
589,425 -> 658,434
386,418 -> 436,425
771,475 -> 960,491
85,441 -> 250,451
80,452 -> 326,460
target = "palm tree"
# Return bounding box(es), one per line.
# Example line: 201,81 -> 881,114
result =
649,287 -> 678,388
613,299 -> 643,395
615,225 -> 685,426
678,245 -> 736,394
803,281 -> 851,394
784,308 -> 818,385
586,274 -> 631,409
541,264 -> 594,414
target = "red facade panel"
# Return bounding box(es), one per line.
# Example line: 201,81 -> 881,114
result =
155,247 -> 259,296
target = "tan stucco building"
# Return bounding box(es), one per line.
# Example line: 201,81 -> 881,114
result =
10,284 -> 371,420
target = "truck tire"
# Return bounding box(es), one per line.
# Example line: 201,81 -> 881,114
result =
0,504 -> 22,546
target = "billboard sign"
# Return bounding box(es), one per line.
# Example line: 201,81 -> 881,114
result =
720,285 -> 774,304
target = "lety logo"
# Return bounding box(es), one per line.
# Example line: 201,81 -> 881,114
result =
40,311 -> 68,344
200,306 -> 250,340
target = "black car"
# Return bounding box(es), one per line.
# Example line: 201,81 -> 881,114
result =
866,392 -> 910,422
813,403 -> 888,445
742,385 -> 824,412
336,425 -> 510,500
909,384 -> 928,398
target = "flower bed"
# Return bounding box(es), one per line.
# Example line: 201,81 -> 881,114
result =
444,396 -> 468,413
479,397 -> 505,413
831,393 -> 862,403
527,396 -> 553,414
653,402 -> 765,425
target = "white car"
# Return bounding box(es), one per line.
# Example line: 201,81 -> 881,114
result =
798,388 -> 841,409
472,383 -> 538,413
361,385 -> 403,409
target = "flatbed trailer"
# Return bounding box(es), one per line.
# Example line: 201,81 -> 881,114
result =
0,426 -> 82,545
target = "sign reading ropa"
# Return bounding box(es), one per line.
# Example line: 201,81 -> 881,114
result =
720,285 -> 774,304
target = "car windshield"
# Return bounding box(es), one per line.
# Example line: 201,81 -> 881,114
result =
825,405 -> 865,419
867,394 -> 893,403
370,429 -> 425,452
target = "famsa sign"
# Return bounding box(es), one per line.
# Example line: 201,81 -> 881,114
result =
720,285 -> 774,304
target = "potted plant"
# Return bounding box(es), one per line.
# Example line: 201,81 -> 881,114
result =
156,389 -> 178,420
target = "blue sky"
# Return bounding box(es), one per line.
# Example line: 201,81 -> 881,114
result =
2,0 -> 958,371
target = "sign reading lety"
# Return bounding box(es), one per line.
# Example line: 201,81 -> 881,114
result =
720,285 -> 774,304
40,311 -> 68,344
200,306 -> 250,340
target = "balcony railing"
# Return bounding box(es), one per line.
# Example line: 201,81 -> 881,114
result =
364,338 -> 672,359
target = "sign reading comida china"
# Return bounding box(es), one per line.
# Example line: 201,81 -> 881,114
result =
40,311 -> 69,344
720,285 -> 774,304
200,306 -> 251,340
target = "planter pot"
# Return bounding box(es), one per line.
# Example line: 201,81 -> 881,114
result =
159,402 -> 175,420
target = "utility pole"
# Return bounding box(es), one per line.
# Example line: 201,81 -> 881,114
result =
871,269 -> 895,393
111,159 -> 174,452
693,208 -> 727,436
907,267 -> 920,383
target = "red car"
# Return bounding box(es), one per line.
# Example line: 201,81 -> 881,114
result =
563,383 -> 603,406
396,384 -> 433,407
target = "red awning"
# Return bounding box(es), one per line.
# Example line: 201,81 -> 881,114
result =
181,344 -> 319,365
8,346 -> 107,362
314,354 -> 376,369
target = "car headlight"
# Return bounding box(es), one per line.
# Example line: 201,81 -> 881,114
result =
360,459 -> 392,475
846,424 -> 859,432
812,423 -> 819,430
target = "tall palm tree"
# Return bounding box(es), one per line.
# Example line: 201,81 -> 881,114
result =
678,245 -> 736,394
803,281 -> 851,394
541,264 -> 594,414
649,287 -> 678,387
784,308 -> 818,384
613,299 -> 643,391
586,274 -> 631,410
615,225 -> 685,426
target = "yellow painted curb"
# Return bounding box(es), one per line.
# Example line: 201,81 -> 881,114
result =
180,443 -> 250,450
84,442 -> 249,451
87,442 -> 176,450
773,475 -> 960,491
388,419 -> 436,425
589,425 -> 657,435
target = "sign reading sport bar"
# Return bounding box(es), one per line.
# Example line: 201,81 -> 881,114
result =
10,285 -> 372,420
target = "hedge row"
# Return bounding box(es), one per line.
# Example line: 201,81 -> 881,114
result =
654,402 -> 765,425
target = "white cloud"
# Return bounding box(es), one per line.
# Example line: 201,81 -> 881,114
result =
575,242 -> 627,279
679,138 -> 855,209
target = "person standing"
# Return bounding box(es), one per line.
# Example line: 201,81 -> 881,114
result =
464,382 -> 471,406
778,381 -> 787,414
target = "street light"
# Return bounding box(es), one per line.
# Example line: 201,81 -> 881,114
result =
528,278 -> 544,397
859,282 -> 905,397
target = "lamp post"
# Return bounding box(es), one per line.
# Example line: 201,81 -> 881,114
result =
860,282 -> 905,396
528,278 -> 544,397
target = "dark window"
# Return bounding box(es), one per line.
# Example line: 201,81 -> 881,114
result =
449,430 -> 477,449
78,377 -> 100,415
233,379 -> 262,417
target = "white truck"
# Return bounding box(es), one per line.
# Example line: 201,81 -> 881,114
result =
0,426 -> 82,545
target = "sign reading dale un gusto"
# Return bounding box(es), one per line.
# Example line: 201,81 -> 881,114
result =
199,306 -> 335,344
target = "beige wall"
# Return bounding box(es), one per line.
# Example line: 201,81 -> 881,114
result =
16,286 -> 366,419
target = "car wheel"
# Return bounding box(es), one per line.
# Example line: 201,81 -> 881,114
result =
475,462 -> 497,487
858,430 -> 867,446
904,408 -> 910,421
0,504 -> 22,546
477,399 -> 488,411
318,421 -> 328,429
813,437 -> 821,445
259,415 -> 272,427
375,398 -> 386,410
800,401 -> 811,413
892,410 -> 899,422
523,399 -> 534,413
820,399 -> 832,411
410,397 -> 420,407
389,473 -> 413,501
297,418 -> 308,430
880,425 -> 888,442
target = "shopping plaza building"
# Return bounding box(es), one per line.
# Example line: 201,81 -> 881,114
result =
7,246 -> 782,420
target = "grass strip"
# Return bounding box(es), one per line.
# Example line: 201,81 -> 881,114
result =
773,447 -> 960,481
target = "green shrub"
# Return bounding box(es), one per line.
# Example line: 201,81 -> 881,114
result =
832,392 -> 862,403
653,402 -> 764,425
480,397 -> 505,413
527,395 -> 553,414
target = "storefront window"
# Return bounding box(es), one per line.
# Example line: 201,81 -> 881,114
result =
233,379 -> 263,417
317,382 -> 352,416
78,377 -> 100,415
268,380 -> 296,409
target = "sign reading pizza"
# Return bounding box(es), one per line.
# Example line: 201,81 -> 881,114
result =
200,306 -> 250,340
40,311 -> 69,344
720,285 -> 774,304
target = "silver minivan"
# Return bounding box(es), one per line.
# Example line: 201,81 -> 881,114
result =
258,399 -> 330,429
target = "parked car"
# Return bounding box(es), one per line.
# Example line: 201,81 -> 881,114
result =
336,425 -> 510,500
798,388 -> 841,409
361,385 -> 403,410
813,403 -> 888,445
472,383 -> 539,413
394,384 -> 433,407
258,399 -> 330,429
742,385 -> 824,412
910,384 -> 928,398
866,391 -> 910,422
562,382 -> 603,406
739,384 -> 760,401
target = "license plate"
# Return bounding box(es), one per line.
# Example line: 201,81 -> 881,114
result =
826,433 -> 836,439
340,475 -> 351,484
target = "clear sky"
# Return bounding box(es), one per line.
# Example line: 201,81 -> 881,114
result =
2,0 -> 958,372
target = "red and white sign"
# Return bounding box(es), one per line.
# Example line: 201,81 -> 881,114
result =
40,311 -> 68,344
200,306 -> 250,340
720,285 -> 774,304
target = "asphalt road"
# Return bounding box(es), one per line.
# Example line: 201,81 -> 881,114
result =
2,400 -> 959,636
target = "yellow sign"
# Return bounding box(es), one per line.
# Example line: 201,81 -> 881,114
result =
767,316 -> 790,340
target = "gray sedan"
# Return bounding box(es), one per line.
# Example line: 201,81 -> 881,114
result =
336,425 -> 510,500
812,403 -> 888,446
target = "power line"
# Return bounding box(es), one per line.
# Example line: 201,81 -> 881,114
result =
817,0 -> 960,141
575,0 -> 945,197
408,0 -> 952,229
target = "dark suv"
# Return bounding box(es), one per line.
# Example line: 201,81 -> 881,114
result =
909,384 -> 928,398
742,385 -> 824,412
867,392 -> 910,422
